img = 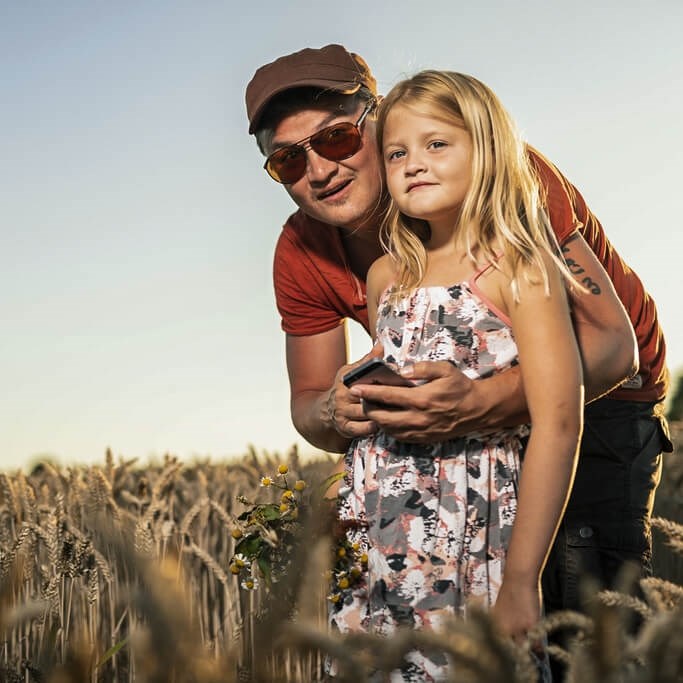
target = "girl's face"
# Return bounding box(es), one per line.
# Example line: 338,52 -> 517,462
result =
382,104 -> 473,229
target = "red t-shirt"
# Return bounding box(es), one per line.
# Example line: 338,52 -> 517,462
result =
273,148 -> 669,403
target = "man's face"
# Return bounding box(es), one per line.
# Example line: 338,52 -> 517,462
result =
267,103 -> 384,231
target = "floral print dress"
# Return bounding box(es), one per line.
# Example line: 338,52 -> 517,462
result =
332,273 -> 530,682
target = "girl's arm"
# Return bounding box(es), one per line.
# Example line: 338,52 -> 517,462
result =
492,252 -> 584,642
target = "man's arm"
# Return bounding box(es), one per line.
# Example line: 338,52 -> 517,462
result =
350,361 -> 528,442
561,231 -> 638,401
286,326 -> 378,453
349,232 -> 637,442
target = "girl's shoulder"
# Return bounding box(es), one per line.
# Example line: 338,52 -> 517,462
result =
367,253 -> 396,290
366,254 -> 397,309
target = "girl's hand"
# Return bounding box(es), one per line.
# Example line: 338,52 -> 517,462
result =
490,578 -> 542,644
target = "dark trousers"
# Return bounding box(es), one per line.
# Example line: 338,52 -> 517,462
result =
541,398 -> 672,678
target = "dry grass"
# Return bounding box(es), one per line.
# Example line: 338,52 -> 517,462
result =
0,445 -> 338,682
0,428 -> 681,682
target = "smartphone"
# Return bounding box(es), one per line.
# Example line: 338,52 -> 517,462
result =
342,358 -> 414,388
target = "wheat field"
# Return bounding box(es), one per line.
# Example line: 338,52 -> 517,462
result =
0,424 -> 682,683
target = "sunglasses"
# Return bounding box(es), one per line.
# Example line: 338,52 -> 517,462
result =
264,99 -> 377,184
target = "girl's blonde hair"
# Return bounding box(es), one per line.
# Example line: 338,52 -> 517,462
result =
376,70 -> 572,300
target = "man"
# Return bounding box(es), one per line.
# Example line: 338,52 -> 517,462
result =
244,44 -> 672,619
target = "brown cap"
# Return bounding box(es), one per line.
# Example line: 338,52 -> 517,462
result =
245,44 -> 377,134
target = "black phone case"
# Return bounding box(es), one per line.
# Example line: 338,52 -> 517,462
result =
342,359 -> 413,388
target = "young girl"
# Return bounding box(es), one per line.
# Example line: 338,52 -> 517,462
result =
332,70 -> 584,680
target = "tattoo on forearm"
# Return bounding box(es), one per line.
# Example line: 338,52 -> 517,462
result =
580,277 -> 601,294
561,243 -> 602,295
565,258 -> 585,275
561,244 -> 585,275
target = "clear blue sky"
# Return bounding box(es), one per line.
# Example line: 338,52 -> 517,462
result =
2,1 -> 681,469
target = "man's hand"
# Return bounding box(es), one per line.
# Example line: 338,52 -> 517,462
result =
327,347 -> 383,440
348,360 -> 526,442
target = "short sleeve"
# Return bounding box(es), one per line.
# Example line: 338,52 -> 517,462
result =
527,146 -> 584,244
273,228 -> 344,336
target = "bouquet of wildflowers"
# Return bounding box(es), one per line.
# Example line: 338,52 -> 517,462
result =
227,464 -> 367,605
228,464 -> 309,591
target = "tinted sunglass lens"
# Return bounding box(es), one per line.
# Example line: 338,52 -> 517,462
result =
264,121 -> 364,184
311,123 -> 360,160
267,147 -> 306,184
